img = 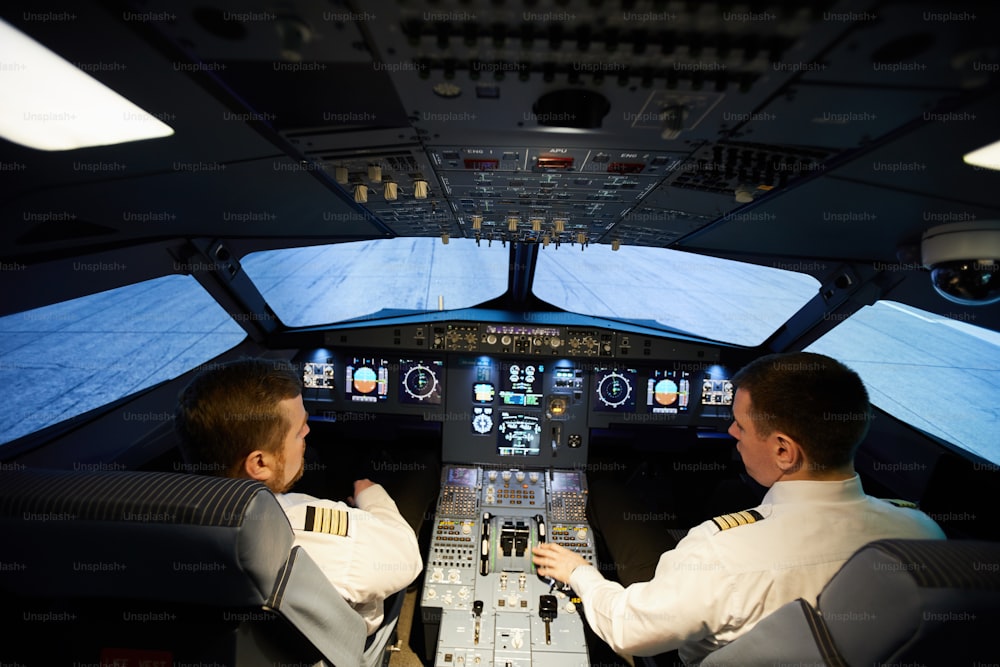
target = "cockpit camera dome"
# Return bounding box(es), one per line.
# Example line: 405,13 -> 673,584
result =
921,221 -> 1000,306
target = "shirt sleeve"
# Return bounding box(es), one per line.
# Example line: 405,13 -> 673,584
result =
569,523 -> 730,657
280,485 -> 423,632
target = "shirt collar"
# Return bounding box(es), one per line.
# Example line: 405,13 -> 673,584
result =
761,474 -> 865,505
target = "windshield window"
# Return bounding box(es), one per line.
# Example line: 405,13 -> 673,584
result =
242,238 -> 510,326
533,244 -> 820,345
806,301 -> 1000,466
0,275 -> 246,446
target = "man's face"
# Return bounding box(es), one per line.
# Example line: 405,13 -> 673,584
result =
270,394 -> 309,494
728,388 -> 780,487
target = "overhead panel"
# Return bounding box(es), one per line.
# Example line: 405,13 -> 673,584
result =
429,145 -> 685,244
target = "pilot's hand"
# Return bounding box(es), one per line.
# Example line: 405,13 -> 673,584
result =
347,478 -> 376,506
532,542 -> 590,585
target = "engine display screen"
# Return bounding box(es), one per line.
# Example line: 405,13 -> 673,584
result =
345,356 -> 389,403
646,369 -> 691,414
497,411 -> 542,456
499,362 -> 544,407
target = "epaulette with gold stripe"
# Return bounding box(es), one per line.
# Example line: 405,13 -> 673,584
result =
711,509 -> 764,532
883,498 -> 919,509
304,505 -> 349,537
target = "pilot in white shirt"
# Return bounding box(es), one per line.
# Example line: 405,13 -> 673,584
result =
175,358 -> 423,635
277,482 -> 422,634
533,352 -> 946,663
564,475 -> 944,662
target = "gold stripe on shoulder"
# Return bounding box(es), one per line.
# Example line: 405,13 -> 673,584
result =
304,506 -> 349,537
883,498 -> 918,509
712,508 -> 764,532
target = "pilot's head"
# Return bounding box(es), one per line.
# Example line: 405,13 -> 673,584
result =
175,358 -> 309,494
728,352 -> 871,486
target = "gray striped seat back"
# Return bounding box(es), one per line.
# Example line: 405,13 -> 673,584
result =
0,468 -> 293,605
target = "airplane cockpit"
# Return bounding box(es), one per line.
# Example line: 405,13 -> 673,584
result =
1,0 -> 999,665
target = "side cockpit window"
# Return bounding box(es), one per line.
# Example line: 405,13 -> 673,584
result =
806,300 -> 1000,466
0,275 -> 246,446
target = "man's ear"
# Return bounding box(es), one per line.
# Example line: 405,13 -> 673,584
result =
772,433 -> 806,474
243,450 -> 273,482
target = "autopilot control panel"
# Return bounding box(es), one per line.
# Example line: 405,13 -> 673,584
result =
421,465 -> 594,667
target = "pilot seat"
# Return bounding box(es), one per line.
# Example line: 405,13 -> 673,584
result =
0,467 -> 403,667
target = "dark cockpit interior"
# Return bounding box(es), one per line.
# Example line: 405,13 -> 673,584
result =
1,0 -> 999,665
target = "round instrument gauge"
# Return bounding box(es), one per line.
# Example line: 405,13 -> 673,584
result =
597,371 -> 633,408
472,412 -> 493,434
403,364 -> 440,401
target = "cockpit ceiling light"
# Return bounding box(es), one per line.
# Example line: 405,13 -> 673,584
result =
0,19 -> 174,150
471,214 -> 483,230
963,139 -> 1000,170
368,165 -> 382,182
335,166 -> 349,184
507,216 -> 519,232
612,239 -> 621,251
530,218 -> 543,232
353,184 -> 368,203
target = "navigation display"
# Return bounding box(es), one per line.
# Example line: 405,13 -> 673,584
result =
399,359 -> 444,404
500,362 -> 544,407
646,369 -> 691,414
497,411 -> 542,456
593,368 -> 637,412
345,356 -> 389,403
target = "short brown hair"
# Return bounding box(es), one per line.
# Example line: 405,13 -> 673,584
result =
732,352 -> 871,470
175,358 -> 302,477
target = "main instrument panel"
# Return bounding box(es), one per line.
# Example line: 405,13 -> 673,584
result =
295,320 -> 736,469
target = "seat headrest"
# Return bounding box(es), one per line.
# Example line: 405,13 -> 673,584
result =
0,468 -> 294,606
820,538 -> 1000,665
